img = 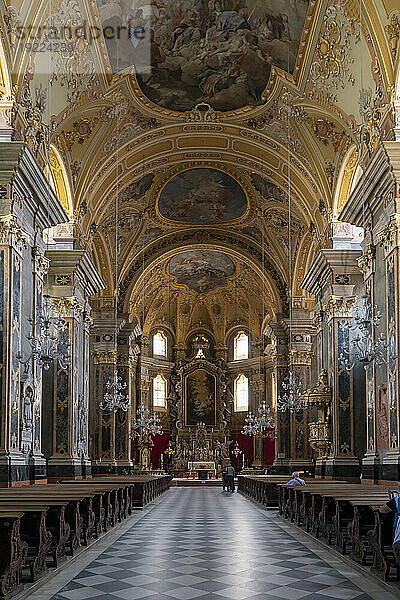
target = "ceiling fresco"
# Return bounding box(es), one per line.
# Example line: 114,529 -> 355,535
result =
158,168 -> 248,223
126,0 -> 311,112
1,0 -> 398,333
168,250 -> 236,293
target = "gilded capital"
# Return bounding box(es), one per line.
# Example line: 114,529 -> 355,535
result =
357,244 -> 375,278
378,214 -> 400,257
92,349 -> 117,365
323,295 -> 355,319
0,214 -> 29,255
32,246 -> 50,280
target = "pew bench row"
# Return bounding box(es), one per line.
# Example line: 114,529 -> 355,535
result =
279,483 -> 400,582
0,475 -> 171,599
238,475 -> 400,582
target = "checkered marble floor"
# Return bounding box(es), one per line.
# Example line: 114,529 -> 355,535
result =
49,488 -> 391,600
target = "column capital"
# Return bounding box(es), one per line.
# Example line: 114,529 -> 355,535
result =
378,213 -> 400,257
322,295 -> 355,320
0,214 -> 29,255
357,243 -> 376,279
92,349 -> 117,365
32,245 -> 50,279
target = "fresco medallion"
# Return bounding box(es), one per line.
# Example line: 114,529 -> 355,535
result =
97,0 -> 309,112
168,250 -> 235,293
158,168 -> 248,223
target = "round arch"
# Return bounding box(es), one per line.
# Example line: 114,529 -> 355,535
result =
333,146 -> 362,218
118,238 -> 287,316
45,145 -> 74,218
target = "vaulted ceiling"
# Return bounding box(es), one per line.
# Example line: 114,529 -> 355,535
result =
0,0 -> 399,335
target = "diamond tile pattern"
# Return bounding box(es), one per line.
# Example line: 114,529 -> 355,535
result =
50,488 -> 382,600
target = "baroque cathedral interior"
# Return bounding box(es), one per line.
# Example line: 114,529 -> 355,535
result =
1,0 -> 400,599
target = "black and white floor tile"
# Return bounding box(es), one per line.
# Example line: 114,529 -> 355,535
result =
47,488 -> 397,600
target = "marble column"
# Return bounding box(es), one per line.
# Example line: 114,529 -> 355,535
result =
115,325 -> 140,473
358,245 -> 380,480
91,346 -> 117,474
0,215 -> 29,483
302,245 -> 365,479
265,320 -> 290,473
44,244 -> 104,480
378,215 -> 400,478
285,305 -> 315,472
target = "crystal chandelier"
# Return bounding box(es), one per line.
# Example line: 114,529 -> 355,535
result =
277,371 -> 305,413
17,295 -> 70,371
101,370 -> 129,412
132,401 -> 163,438
339,294 -> 392,371
242,401 -> 275,437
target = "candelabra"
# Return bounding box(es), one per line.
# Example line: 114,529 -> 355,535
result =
17,295 -> 70,371
276,372 -> 305,413
132,401 -> 163,470
101,371 -> 129,412
339,294 -> 391,371
232,442 -> 242,458
242,401 -> 275,438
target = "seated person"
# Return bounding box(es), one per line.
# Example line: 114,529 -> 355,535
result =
285,471 -> 306,486
380,495 -> 400,559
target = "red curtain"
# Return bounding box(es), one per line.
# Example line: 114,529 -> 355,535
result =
231,431 -> 254,467
264,430 -> 275,466
151,431 -> 169,469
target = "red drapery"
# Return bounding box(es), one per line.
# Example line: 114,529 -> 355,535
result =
151,431 -> 169,469
264,430 -> 275,466
231,431 -> 254,467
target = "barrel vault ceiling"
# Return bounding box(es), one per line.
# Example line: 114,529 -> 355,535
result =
0,0 -> 399,337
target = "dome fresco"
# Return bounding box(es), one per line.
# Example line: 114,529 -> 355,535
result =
97,0 -> 309,112
158,168 -> 248,222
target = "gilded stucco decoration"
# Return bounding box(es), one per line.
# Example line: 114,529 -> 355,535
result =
385,12 -> 400,60
310,5 -> 360,99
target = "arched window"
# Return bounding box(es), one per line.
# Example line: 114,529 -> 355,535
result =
235,374 -> 249,412
153,374 -> 167,409
153,331 -> 167,357
234,331 -> 249,360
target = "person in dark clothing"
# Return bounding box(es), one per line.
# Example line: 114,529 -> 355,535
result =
380,496 -> 400,561
224,463 -> 235,491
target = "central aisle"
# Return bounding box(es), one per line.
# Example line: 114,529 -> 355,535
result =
50,488 -> 394,600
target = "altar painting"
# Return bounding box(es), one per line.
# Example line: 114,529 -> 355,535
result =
185,369 -> 217,427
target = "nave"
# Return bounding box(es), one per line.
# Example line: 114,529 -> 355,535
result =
38,489 -> 395,600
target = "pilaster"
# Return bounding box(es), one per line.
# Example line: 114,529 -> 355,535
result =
44,247 -> 104,480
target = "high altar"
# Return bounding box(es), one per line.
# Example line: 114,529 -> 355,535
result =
167,336 -> 232,472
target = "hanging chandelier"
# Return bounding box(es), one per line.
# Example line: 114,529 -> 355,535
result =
339,294 -> 392,371
242,400 -> 275,437
17,295 -> 70,371
132,401 -> 163,439
276,371 -> 305,413
101,370 -> 129,412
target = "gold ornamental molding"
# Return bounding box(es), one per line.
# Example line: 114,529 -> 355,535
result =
322,295 -> 356,320
92,349 -> 117,366
378,213 -> 400,257
32,245 -> 50,280
51,296 -> 85,319
0,214 -> 29,255
357,243 -> 376,278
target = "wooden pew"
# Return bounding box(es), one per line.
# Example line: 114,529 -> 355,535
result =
238,475 -> 298,508
0,512 -> 27,600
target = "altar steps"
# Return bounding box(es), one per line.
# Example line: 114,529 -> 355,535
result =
171,478 -> 224,487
